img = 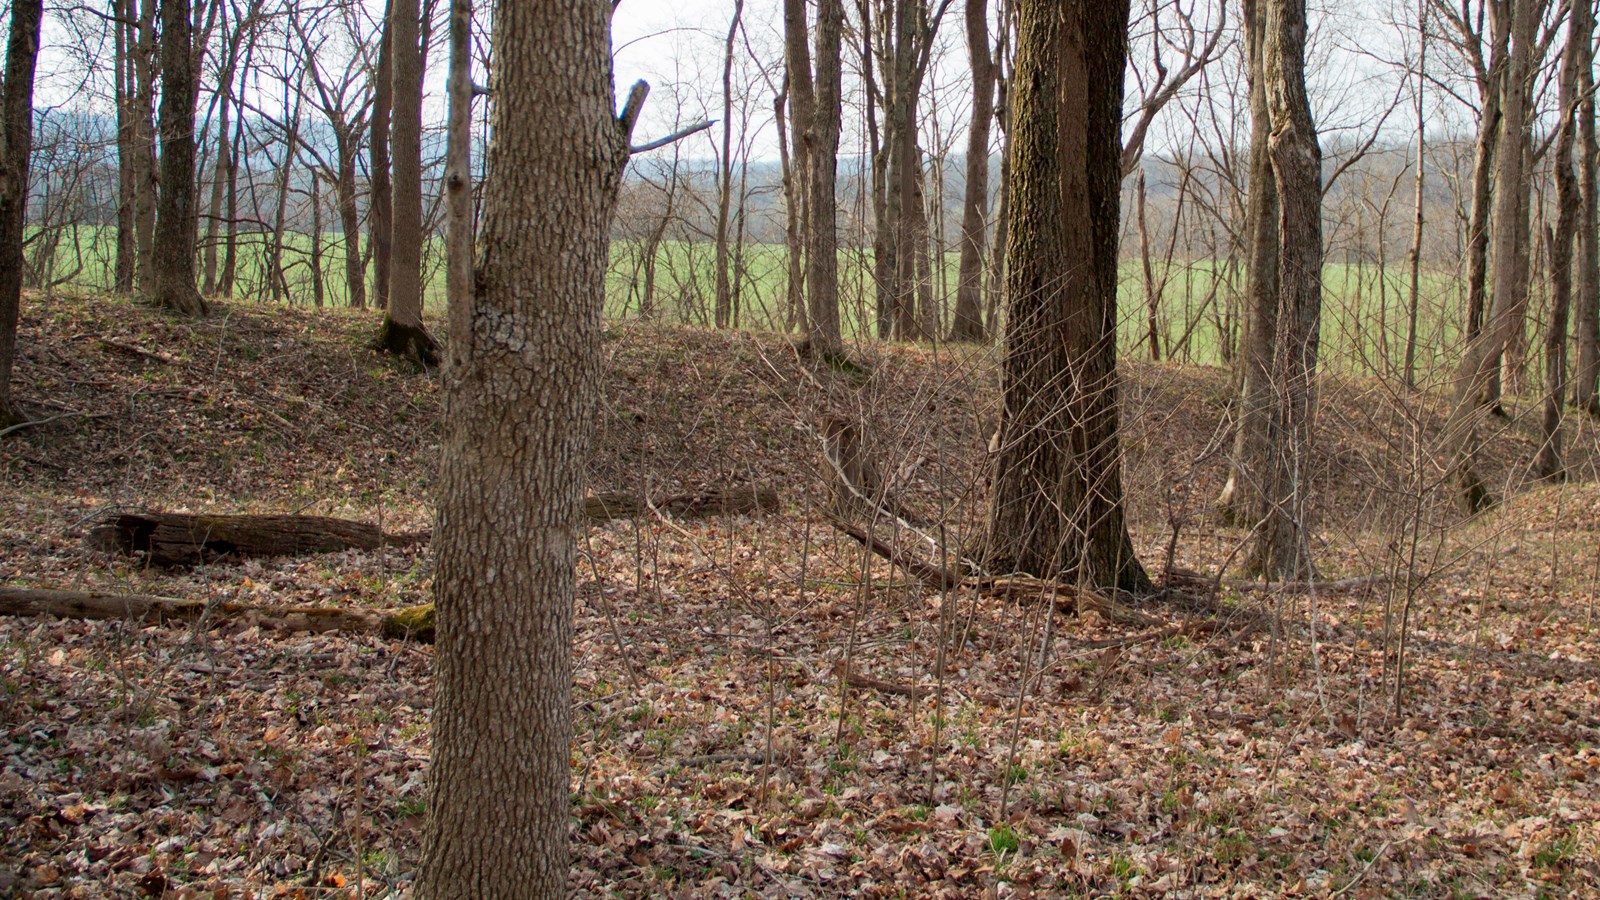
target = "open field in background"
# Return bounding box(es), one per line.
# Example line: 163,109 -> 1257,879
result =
3,293 -> 1599,894
25,225 -> 1525,388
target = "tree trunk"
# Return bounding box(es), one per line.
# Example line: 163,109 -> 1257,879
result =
113,0 -> 137,293
309,173 -> 326,309
337,128 -> 366,309
784,0 -> 842,352
0,0 -> 43,426
948,0 -> 994,342
1443,0 -> 1538,513
132,0 -> 159,291
417,0 -> 625,892
370,0 -> 396,312
1464,23 -> 1506,402
980,0 -> 1148,592
1535,0 -> 1586,480
712,0 -> 744,330
1244,0 -> 1323,579
1403,0 -> 1426,390
218,112 -> 243,298
150,0 -> 206,316
1137,169 -> 1162,361
805,0 -> 845,351
1217,0 -> 1278,527
376,0 -> 438,367
773,81 -> 807,333
1574,4 -> 1600,416
201,80 -> 230,296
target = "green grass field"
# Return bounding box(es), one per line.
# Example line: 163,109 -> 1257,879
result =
27,224 -> 1500,385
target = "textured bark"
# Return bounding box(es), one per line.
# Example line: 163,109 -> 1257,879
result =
1573,2 -> 1600,416
807,0 -> 844,350
150,0 -> 206,316
784,0 -> 843,352
417,0 -> 626,887
1217,0 -> 1278,527
369,0 -> 395,312
376,0 -> 436,366
0,0 -> 43,426
980,0 -> 1148,592
1244,0 -> 1323,579
948,0 -> 994,343
1443,0 -> 1538,513
1535,0 -> 1587,480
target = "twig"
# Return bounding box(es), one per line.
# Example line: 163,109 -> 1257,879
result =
0,410 -> 106,439
629,119 -> 715,154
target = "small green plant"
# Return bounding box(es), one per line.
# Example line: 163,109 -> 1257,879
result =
1532,832 -> 1577,869
988,823 -> 1020,855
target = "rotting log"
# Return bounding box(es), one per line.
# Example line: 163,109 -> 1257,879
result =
88,511 -> 422,567
0,586 -> 435,641
88,485 -> 780,567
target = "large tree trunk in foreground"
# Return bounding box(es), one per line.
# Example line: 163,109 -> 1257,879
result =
1242,0 -> 1323,579
417,0 -> 628,890
980,0 -> 1148,592
0,0 -> 44,426
948,0 -> 995,343
375,0 -> 437,367
150,0 -> 206,316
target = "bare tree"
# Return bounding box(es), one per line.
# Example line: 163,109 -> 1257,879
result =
1442,0 -> 1542,512
1572,0 -> 1600,415
418,0 -> 637,893
981,0 -> 1148,591
785,0 -> 845,351
948,0 -> 995,342
713,0 -> 744,329
375,0 -> 439,365
151,0 -> 207,315
1534,0 -> 1588,479
0,0 -> 43,426
369,0 -> 395,311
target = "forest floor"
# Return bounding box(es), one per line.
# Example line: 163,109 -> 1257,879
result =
3,292 -> 1600,898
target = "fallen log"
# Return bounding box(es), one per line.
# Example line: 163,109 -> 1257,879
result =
89,485 -> 780,567
0,585 -> 434,642
585,484 -> 780,521
88,512 -> 420,567
824,513 -> 1156,626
